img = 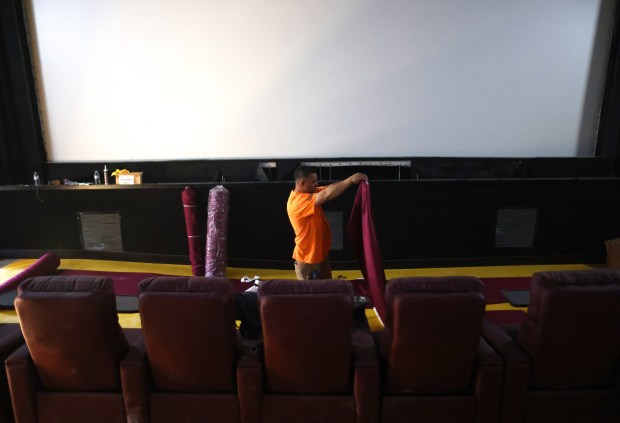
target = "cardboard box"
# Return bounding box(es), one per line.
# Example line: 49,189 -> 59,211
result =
606,238 -> 620,268
115,172 -> 143,185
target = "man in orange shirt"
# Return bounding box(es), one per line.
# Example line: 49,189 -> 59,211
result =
287,165 -> 368,280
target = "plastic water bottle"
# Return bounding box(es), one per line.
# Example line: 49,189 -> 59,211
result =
33,172 -> 40,186
94,170 -> 101,184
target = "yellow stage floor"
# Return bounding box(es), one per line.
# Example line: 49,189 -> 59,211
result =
0,258 -> 601,331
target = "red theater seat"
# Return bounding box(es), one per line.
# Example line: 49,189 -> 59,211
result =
483,269 -> 620,423
6,276 -> 139,423
257,279 -> 380,423
121,276 -> 259,423
377,277 -> 503,423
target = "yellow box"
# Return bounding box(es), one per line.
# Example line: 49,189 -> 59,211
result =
115,172 -> 143,185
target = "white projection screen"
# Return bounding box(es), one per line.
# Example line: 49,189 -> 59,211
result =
25,0 -> 615,161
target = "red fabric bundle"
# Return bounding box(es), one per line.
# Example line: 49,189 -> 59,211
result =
346,181 -> 387,320
182,187 -> 205,276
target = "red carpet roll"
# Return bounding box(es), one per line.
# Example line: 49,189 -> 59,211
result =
0,252 -> 61,293
182,186 -> 205,276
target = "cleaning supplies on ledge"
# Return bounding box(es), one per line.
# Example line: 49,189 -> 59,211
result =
111,168 -> 143,184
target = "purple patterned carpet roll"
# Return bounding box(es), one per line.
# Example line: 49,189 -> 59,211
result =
205,185 -> 230,277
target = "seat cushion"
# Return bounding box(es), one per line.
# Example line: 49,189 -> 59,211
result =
149,393 -> 240,423
37,392 -> 126,423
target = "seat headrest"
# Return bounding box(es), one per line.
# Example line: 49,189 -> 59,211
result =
386,276 -> 483,295
138,276 -> 233,294
384,276 -> 484,331
258,279 -> 353,296
532,269 -> 620,288
19,275 -> 114,294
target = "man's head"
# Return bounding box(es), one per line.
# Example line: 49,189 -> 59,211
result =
293,165 -> 318,193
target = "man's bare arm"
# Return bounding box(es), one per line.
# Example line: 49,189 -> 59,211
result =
315,173 -> 368,206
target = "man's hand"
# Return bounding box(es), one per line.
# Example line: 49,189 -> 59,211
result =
347,173 -> 368,184
316,173 -> 369,206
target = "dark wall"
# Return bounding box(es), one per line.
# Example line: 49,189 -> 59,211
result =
0,0 -> 46,185
2,178 -> 619,268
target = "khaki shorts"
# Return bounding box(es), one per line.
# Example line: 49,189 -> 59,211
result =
294,258 -> 332,280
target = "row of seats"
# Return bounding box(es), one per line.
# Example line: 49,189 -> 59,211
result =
1,270 -> 620,423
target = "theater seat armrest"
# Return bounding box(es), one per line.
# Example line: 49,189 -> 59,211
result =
352,329 -> 380,423
352,329 -> 379,368
482,322 -> 530,423
5,343 -> 38,423
0,324 -> 24,354
120,336 -> 150,423
482,322 -> 529,365
237,343 -> 263,423
613,360 -> 620,390
475,338 -> 503,423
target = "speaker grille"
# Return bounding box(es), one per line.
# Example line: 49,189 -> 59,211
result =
495,208 -> 537,248
78,212 -> 123,252
325,211 -> 343,250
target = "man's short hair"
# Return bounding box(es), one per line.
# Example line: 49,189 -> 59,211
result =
293,165 -> 317,181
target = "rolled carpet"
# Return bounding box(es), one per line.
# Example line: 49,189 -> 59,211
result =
0,252 -> 61,294
205,185 -> 230,277
182,186 -> 205,276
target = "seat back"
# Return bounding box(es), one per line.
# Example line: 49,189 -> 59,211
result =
138,277 -> 238,392
518,269 -> 620,389
258,279 -> 353,394
383,277 -> 486,394
15,276 -> 129,391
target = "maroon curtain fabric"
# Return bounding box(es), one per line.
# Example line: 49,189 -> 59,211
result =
182,187 -> 205,276
205,185 -> 230,277
346,181 -> 387,320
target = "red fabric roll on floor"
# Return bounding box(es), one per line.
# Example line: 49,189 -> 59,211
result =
0,252 -> 61,293
205,185 -> 230,277
182,187 -> 205,276
346,181 -> 387,320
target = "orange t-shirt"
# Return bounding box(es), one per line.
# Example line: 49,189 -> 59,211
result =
287,187 -> 331,264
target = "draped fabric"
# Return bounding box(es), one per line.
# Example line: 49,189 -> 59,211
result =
181,187 -> 205,276
205,185 -> 230,277
346,181 -> 387,320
